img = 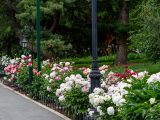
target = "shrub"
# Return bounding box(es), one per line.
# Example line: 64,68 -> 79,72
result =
56,74 -> 90,117
119,72 -> 160,120
41,34 -> 72,58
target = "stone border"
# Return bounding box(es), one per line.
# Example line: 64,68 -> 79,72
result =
0,82 -> 71,120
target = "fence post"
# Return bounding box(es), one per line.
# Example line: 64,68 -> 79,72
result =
28,66 -> 33,84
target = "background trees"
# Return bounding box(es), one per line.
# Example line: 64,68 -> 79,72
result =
129,0 -> 160,62
0,0 -> 160,64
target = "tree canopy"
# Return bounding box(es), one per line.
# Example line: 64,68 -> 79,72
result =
0,0 -> 159,63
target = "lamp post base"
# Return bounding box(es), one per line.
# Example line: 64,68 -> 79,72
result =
89,69 -> 101,93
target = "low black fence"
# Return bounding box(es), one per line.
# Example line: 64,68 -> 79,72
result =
0,63 -> 94,120
0,79 -> 94,120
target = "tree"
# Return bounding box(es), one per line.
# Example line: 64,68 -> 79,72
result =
115,0 -> 129,64
0,0 -> 21,56
129,0 -> 160,62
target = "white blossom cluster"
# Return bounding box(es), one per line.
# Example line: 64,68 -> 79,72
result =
89,88 -> 111,108
89,80 -> 131,116
89,87 -> 117,116
0,55 -> 11,66
147,72 -> 160,83
132,71 -> 148,80
89,70 -> 150,117
42,59 -> 50,66
56,74 -> 90,102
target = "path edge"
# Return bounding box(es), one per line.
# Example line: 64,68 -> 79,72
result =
0,82 -> 71,120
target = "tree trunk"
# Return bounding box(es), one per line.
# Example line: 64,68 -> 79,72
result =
116,0 -> 129,65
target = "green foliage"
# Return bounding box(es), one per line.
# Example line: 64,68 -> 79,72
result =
29,74 -> 42,97
96,100 -> 120,120
0,1 -> 20,56
63,87 -> 89,116
119,76 -> 160,120
41,34 -> 72,58
16,66 -> 30,89
16,65 -> 42,97
129,0 -> 160,62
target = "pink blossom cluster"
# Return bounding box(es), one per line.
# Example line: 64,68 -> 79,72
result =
21,55 -> 32,67
42,59 -> 52,68
81,65 -> 108,76
4,64 -> 17,75
33,69 -> 41,76
4,54 -> 32,82
56,74 -> 90,101
42,62 -> 73,92
51,62 -> 72,74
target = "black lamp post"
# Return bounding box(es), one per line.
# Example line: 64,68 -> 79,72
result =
89,0 -> 101,93
21,38 -> 33,84
21,38 -> 28,55
21,38 -> 28,49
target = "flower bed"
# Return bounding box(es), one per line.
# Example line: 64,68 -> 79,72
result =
1,55 -> 160,120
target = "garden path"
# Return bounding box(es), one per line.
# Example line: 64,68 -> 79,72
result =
0,84 -> 65,120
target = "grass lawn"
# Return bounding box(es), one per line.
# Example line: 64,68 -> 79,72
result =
61,53 -> 160,74
109,62 -> 160,74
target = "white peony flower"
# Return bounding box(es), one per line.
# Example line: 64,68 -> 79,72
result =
99,110 -> 104,116
28,59 -> 32,62
93,88 -> 104,94
21,59 -> 25,63
103,94 -> 111,101
66,81 -> 73,86
49,79 -> 54,83
101,81 -> 106,88
89,110 -> 94,117
70,74 -> 76,80
97,106 -> 102,113
76,74 -> 82,79
133,71 -> 148,79
65,76 -> 70,82
10,59 -> 16,64
59,62 -> 64,66
118,98 -> 126,106
100,70 -> 106,75
96,106 -> 104,116
82,86 -> 89,93
21,55 -> 25,58
56,89 -> 61,96
47,86 -> 52,92
149,98 -> 156,104
112,93 -> 122,105
75,79 -> 82,85
45,75 -> 49,80
50,71 -> 57,78
60,83 -> 66,89
82,81 -> 89,86
65,62 -> 70,66
59,95 -> 65,101
64,86 -> 72,91
107,106 -> 115,115
11,74 -> 15,78
147,72 -> 160,83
